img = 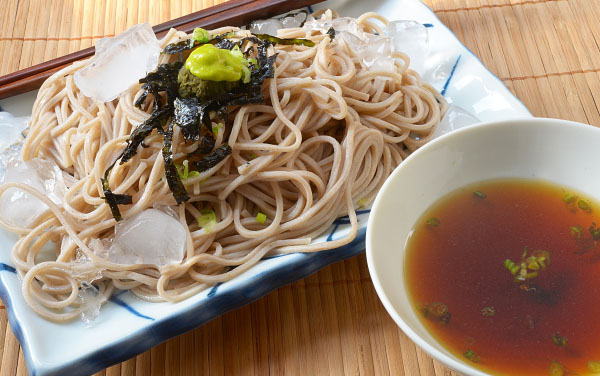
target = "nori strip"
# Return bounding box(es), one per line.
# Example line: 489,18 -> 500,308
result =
135,62 -> 183,109
104,34 -> 279,220
195,144 -> 232,172
120,106 -> 171,164
162,120 -> 190,203
163,32 -> 235,55
188,134 -> 216,157
327,27 -> 336,40
100,162 -> 132,222
163,38 -> 199,55
253,34 -> 315,47
173,97 -> 201,141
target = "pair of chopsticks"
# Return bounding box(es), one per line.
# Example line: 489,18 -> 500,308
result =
0,0 -> 323,100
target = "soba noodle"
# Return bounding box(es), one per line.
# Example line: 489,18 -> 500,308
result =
0,11 -> 447,321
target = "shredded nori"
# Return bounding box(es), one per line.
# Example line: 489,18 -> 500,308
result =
173,97 -> 202,141
163,38 -> 200,55
162,120 -> 190,203
135,62 -> 183,109
101,163 -> 132,221
163,32 -> 235,55
188,134 -> 216,157
120,106 -> 172,164
103,33 -> 281,220
253,33 -> 315,47
327,27 -> 336,40
195,144 -> 232,172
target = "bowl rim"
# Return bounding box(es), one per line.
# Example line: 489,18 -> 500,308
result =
365,117 -> 599,376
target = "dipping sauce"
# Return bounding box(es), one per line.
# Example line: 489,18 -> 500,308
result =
405,179 -> 600,375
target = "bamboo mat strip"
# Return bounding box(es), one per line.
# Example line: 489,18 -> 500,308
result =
1,0 -> 600,375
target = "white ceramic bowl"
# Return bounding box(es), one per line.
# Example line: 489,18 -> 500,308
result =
366,118 -> 600,376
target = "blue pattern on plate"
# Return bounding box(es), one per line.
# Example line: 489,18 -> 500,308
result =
109,292 -> 155,321
0,263 -> 16,273
327,209 -> 371,241
441,55 -> 461,96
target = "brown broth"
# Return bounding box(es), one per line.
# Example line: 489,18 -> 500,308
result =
405,179 -> 600,375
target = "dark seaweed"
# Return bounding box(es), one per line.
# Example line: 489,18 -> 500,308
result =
187,132 -> 216,157
195,144 -> 232,172
120,106 -> 171,164
327,27 -> 336,40
174,97 -> 201,141
163,38 -> 200,55
163,32 -> 234,55
135,62 -> 183,109
101,164 -> 132,222
253,33 -> 315,47
103,35 -> 277,220
162,120 -> 190,203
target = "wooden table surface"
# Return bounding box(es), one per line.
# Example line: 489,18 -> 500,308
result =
1,0 -> 600,375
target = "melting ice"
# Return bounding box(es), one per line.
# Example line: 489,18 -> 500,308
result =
249,10 -> 307,35
0,112 -> 28,151
108,209 -> 186,267
385,20 -> 429,75
433,105 -> 480,138
305,17 -> 430,74
74,23 -> 161,102
0,158 -> 65,228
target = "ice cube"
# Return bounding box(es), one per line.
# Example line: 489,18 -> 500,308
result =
74,23 -> 161,102
422,52 -> 460,91
108,209 -> 186,267
79,281 -> 102,325
385,20 -> 429,75
0,158 -> 64,228
249,18 -> 283,36
362,37 -> 395,72
0,112 -> 29,151
280,11 -> 307,29
433,105 -> 480,138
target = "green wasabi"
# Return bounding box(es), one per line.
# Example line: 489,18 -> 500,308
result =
185,44 -> 243,82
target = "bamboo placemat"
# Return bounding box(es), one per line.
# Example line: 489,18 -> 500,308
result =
1,0 -> 599,375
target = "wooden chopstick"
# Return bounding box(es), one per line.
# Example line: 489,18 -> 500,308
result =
0,0 -> 323,100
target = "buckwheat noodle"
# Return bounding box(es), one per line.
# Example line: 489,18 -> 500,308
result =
0,11 -> 447,321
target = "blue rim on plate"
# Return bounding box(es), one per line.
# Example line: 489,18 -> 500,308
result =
0,1 -> 531,375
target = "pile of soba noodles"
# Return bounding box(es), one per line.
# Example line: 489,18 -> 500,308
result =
0,11 -> 447,321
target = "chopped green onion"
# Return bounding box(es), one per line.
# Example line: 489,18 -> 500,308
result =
473,191 -> 486,199
570,225 -> 583,240
426,217 -> 440,227
358,198 -> 368,208
192,27 -> 211,43
197,209 -> 217,232
549,361 -> 564,376
463,349 -> 480,363
212,122 -> 223,136
504,259 -> 520,275
481,306 -> 496,317
589,222 -> 600,240
588,361 -> 600,373
250,153 -> 258,160
563,193 -> 576,203
551,332 -> 567,347
176,160 -> 190,180
421,302 -> 451,324
578,199 -> 592,212
256,212 -> 267,224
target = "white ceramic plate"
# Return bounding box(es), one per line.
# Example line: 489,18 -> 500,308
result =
0,1 -> 531,375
